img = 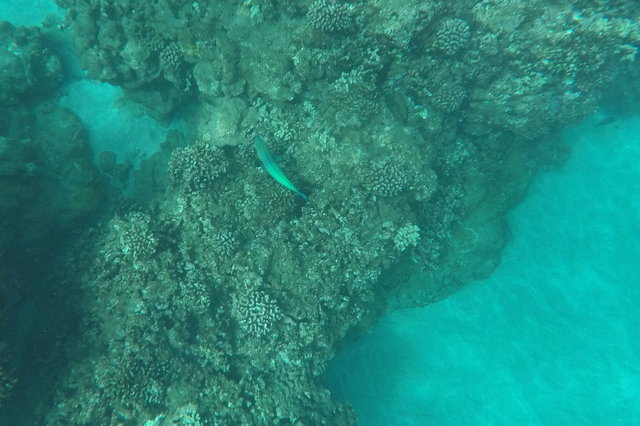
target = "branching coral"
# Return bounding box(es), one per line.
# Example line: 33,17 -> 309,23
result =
233,289 -> 282,338
168,143 -> 228,192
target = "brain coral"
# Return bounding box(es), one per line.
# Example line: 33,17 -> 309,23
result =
233,289 -> 281,338
365,159 -> 416,198
433,18 -> 471,55
307,0 -> 355,33
431,82 -> 468,112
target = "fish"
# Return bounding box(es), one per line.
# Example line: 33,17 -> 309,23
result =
254,135 -> 309,202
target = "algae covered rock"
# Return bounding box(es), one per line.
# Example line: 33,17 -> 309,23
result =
0,107 -> 103,256
0,21 -> 63,106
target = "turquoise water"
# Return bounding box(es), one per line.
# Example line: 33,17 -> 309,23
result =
0,0 -> 61,25
327,114 -> 640,425
3,1 -> 640,424
58,80 -> 172,165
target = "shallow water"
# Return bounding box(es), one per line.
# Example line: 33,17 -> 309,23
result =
58,80 -> 172,165
326,114 -> 640,425
0,0 -> 61,26
2,1 -> 640,424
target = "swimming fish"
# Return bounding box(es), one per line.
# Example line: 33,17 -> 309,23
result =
254,135 -> 309,201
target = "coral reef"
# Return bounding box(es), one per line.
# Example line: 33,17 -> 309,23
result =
167,142 -> 228,192
0,21 -> 63,106
432,17 -> 471,56
233,287 -> 282,338
2,0 -> 635,424
307,0 -> 356,33
0,363 -> 16,409
364,159 -> 417,199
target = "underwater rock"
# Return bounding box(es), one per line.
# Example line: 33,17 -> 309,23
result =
0,363 -> 16,411
96,150 -> 117,173
0,107 -> 103,257
0,21 -> 63,106
191,97 -> 248,148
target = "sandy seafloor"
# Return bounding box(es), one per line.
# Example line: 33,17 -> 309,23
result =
3,2 -> 640,425
326,114 -> 640,425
